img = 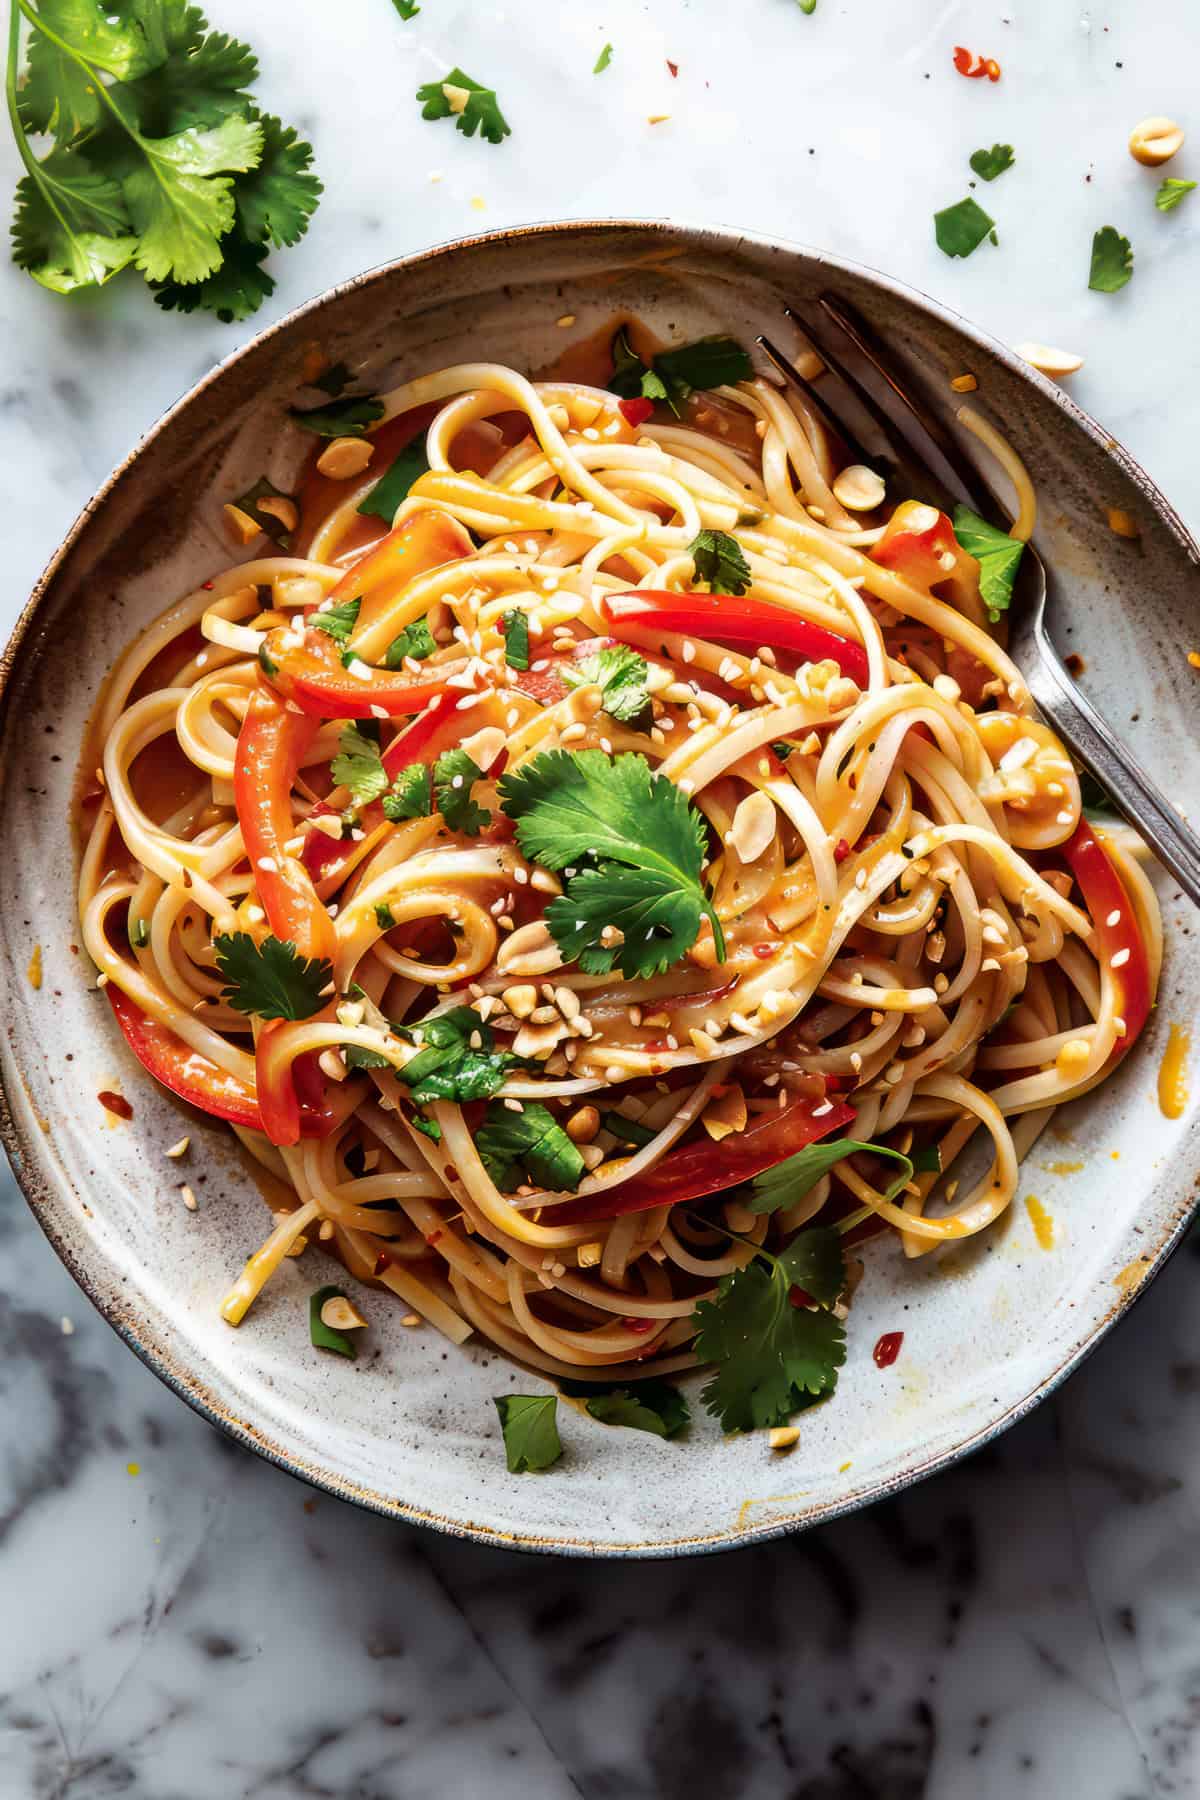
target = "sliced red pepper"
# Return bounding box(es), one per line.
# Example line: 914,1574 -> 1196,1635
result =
601,590 -> 869,686
619,396 -> 655,428
326,507 -> 474,633
1061,819 -> 1152,1058
235,692 -> 337,965
547,1093 -> 857,1224
953,45 -> 991,78
870,500 -> 961,590
259,622 -> 456,721
107,986 -> 263,1130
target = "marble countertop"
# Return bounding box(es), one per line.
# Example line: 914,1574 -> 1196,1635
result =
3,1 -> 1199,1793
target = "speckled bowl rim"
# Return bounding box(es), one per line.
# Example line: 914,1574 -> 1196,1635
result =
2,217 -> 1198,1559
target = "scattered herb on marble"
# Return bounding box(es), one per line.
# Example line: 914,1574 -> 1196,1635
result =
594,43 -> 613,73
969,144 -> 1015,182
8,0 -> 320,318
1089,226 -> 1133,293
416,69 -> 511,144
934,197 -> 997,259
1156,178 -> 1196,213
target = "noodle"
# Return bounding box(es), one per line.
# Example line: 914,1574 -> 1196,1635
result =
77,338 -> 1163,1440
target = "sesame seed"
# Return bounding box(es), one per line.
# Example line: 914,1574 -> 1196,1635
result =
1110,948 -> 1131,969
256,856 -> 278,873
1106,909 -> 1121,927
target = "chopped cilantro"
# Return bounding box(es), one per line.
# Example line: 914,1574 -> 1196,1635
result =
1156,178 -> 1196,212
290,394 -> 385,437
408,1109 -> 442,1143
561,1377 -> 690,1438
358,441 -> 429,523
416,68 -> 511,145
910,1143 -> 943,1175
343,1041 -> 392,1071
594,43 -> 614,73
382,616 -> 436,667
498,748 -> 725,978
693,1229 -> 847,1432
688,528 -> 751,596
969,144 -> 1015,182
561,644 -> 651,724
934,197 -> 997,259
493,1394 -> 562,1472
382,764 -> 434,822
331,723 -> 390,807
746,1136 -> 918,1216
434,748 -> 491,835
1089,226 -> 1133,293
952,507 -> 1025,621
309,1286 -> 357,1358
477,1100 -> 586,1192
601,1111 -> 656,1149
391,0 -> 420,16
312,362 -> 352,397
309,596 -> 361,643
608,328 -> 752,414
501,609 -> 531,670
128,916 -> 150,949
214,932 -> 331,1021
397,1007 -> 521,1103
375,901 -> 397,930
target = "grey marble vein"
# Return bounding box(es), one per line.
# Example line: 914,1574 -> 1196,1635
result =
2,0 -> 1199,1794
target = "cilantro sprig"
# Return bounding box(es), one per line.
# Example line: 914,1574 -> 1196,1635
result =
493,1394 -> 562,1472
8,3 -> 320,319
688,529 -> 751,596
214,932 -> 330,1020
331,723 -> 389,808
309,596 -> 361,644
561,645 -> 651,724
951,507 -> 1025,621
501,609 -> 530,671
693,1228 -> 847,1432
746,1136 -> 919,1217
383,616 -> 435,668
498,749 -> 725,978
290,393 -> 385,437
561,1377 -> 690,1439
358,441 -> 429,523
416,68 -> 511,145
607,328 -> 752,415
477,1099 -> 586,1192
1089,226 -> 1133,293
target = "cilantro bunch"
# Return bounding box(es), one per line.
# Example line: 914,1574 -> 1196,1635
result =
8,0 -> 321,321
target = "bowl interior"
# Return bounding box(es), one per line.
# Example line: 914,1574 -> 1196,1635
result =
2,222 -> 1197,1555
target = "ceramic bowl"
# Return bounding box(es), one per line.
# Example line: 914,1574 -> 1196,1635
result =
2,221 -> 1198,1557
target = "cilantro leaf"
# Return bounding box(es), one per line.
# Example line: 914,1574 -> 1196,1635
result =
309,1286 -> 356,1359
233,113 -> 321,248
561,644 -> 650,723
499,749 -> 724,976
331,723 -> 390,807
951,506 -> 1025,621
416,68 -> 511,145
122,112 -> 264,284
151,223 -> 273,322
601,1111 -> 656,1148
408,1108 -> 441,1142
747,1138 -> 916,1220
688,528 -> 751,596
594,42 -> 613,73
434,748 -> 490,834
693,1229 -> 847,1432
493,1394 -> 562,1472
565,1378 -> 690,1438
375,901 -> 396,929
653,336 -> 753,408
934,197 -> 997,259
11,157 -> 138,294
310,596 -> 361,644
290,394 -> 385,437
343,1040 -> 392,1071
476,1100 -> 586,1192
228,474 -> 296,548
969,144 -> 1015,182
396,1007 -> 521,1103
214,932 -> 331,1021
501,609 -> 530,670
608,325 -> 655,399
1156,178 -> 1196,213
312,361 -> 352,396
798,0 -> 817,12
112,18 -> 257,135
382,763 -> 433,821
391,0 -> 421,15
358,441 -> 429,524
382,616 -> 435,667
1089,226 -> 1133,293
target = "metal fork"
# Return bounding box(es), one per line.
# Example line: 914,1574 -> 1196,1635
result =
757,296 -> 1200,906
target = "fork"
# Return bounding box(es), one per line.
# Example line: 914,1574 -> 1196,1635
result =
757,296 -> 1200,907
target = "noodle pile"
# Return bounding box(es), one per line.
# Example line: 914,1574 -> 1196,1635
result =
78,342 -> 1162,1414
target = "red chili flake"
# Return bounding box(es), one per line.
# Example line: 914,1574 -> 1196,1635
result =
953,45 -> 1000,79
752,942 -> 778,960
619,396 -> 655,428
833,838 -> 851,863
666,59 -> 679,77
823,1074 -> 844,1092
202,580 -> 215,590
97,1089 -> 133,1120
425,1230 -> 444,1247
873,1330 -> 904,1368
373,1250 -> 391,1276
623,1316 -> 656,1334
788,1285 -> 814,1309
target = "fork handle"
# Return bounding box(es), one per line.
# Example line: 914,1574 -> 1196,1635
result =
1024,632 -> 1200,907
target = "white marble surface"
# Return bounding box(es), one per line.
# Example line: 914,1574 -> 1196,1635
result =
2,1 -> 1199,1794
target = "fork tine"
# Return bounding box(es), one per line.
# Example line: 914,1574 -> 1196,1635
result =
813,295 -> 1007,519
755,332 -> 873,468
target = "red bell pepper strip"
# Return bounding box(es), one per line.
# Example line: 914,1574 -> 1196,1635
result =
1062,819 -> 1152,1057
326,507 -> 474,632
546,1092 -> 857,1224
601,590 -> 869,687
107,985 -> 264,1129
235,693 -> 338,967
619,396 -> 655,428
259,622 -> 459,721
870,501 -> 960,591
